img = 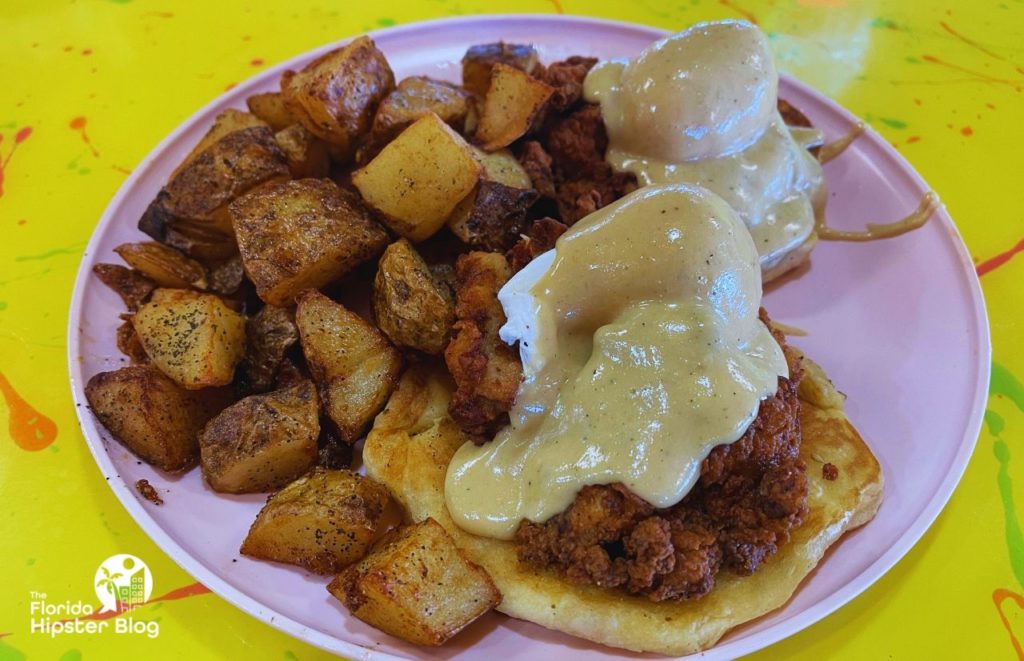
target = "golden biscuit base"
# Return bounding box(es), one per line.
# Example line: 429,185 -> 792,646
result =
363,355 -> 883,655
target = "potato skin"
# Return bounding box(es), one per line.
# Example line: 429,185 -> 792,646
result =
282,36 -> 395,161
247,92 -> 296,132
373,239 -> 455,354
295,290 -> 402,442
200,380 -> 320,493
230,178 -> 389,307
240,468 -> 400,573
240,304 -> 299,393
353,113 -> 482,242
475,64 -> 554,152
92,263 -> 156,311
275,123 -> 331,179
114,241 -> 209,290
132,288 -> 247,389
461,42 -> 539,98
328,518 -> 501,646
368,76 -> 473,154
85,365 -> 227,471
447,181 -> 539,251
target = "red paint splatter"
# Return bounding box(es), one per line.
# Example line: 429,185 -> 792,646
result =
977,237 -> 1024,276
0,125 -> 33,200
69,116 -> 100,157
81,48 -> 92,56
718,0 -> 758,24
993,589 -> 1024,659
922,54 -> 1024,90
250,57 -> 264,66
906,135 -> 921,144
0,371 -> 58,452
56,582 -> 211,624
961,125 -> 974,136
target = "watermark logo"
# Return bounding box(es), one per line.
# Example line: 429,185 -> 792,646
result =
94,554 -> 153,613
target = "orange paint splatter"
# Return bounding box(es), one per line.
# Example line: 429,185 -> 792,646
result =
0,125 -> 32,200
68,116 -> 100,158
57,582 -> 211,624
224,82 -> 237,91
0,371 -> 58,451
941,21 -> 1018,65
718,0 -> 758,24
81,48 -> 92,56
906,135 -> 921,144
987,102 -> 997,110
992,589 -> 1024,659
17,218 -> 26,225
913,98 -> 923,106
111,164 -> 132,175
250,57 -> 264,66
977,237 -> 1024,276
63,45 -> 73,52
922,54 -> 1024,91
961,125 -> 974,136
797,0 -> 846,7
142,11 -> 174,18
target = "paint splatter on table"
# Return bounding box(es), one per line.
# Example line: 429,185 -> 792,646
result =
0,1 -> 1020,659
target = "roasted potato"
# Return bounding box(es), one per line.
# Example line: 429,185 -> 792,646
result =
368,77 -> 473,152
138,211 -> 239,264
116,318 -> 149,363
241,304 -> 299,393
295,290 -> 402,442
247,92 -> 296,131
230,178 -> 389,306
328,518 -> 501,646
207,255 -> 245,296
447,181 -> 538,251
353,113 -> 481,242
142,109 -> 290,237
462,42 -> 540,98
282,36 -> 395,161
132,288 -> 246,389
475,64 -> 554,152
275,123 -> 331,179
114,241 -> 209,290
240,468 -> 399,573
85,365 -> 227,471
373,239 -> 455,354
92,263 -> 156,311
200,380 -> 320,493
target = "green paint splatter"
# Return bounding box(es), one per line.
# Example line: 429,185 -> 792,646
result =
986,409 -> 1006,436
905,56 -> 921,64
108,0 -> 133,4
26,557 -> 34,565
0,639 -> 27,661
78,167 -> 91,175
284,651 -> 299,661
994,439 -> 1024,589
58,650 -> 82,661
0,121 -> 17,129
992,361 -> 1024,411
14,245 -> 84,262
870,17 -> 899,29
49,443 -> 60,453
0,302 -> 7,311
879,118 -> 908,130
377,17 -> 396,27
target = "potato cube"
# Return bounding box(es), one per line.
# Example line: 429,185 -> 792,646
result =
85,366 -> 225,471
369,76 -> 473,150
295,290 -> 402,442
461,42 -> 539,98
241,468 -> 399,573
328,518 -> 501,646
200,380 -> 319,493
247,92 -> 296,131
133,288 -> 246,389
275,123 -> 330,179
353,113 -> 481,242
282,36 -> 395,160
475,64 -> 554,152
230,178 -> 389,306
373,239 -> 455,354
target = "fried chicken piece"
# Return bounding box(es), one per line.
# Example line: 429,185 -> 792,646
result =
519,140 -> 556,199
443,252 -> 523,437
544,104 -> 608,178
539,56 -> 599,112
514,313 -> 809,602
506,217 -> 568,273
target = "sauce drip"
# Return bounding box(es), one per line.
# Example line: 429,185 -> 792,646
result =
818,122 -> 865,165
816,192 -> 939,242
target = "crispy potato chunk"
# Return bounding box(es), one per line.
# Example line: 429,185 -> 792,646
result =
138,213 -> 239,264
296,290 -> 402,442
275,123 -> 331,179
447,181 -> 538,251
114,242 -> 209,290
369,77 -> 473,151
240,304 -> 300,393
282,36 -> 395,161
116,318 -> 149,363
85,366 -> 226,471
133,289 -> 246,389
200,380 -> 320,493
328,518 -> 501,646
443,252 -> 522,436
373,239 -> 455,354
247,92 -> 296,131
241,468 -> 400,573
461,42 -> 540,98
93,264 -> 156,311
475,64 -> 554,152
353,113 -> 481,242
230,178 -> 389,306
142,110 -> 290,237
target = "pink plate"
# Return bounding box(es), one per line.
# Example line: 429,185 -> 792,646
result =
67,14 -> 990,660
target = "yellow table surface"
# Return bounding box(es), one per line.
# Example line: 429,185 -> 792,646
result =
2,0 -> 1022,658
